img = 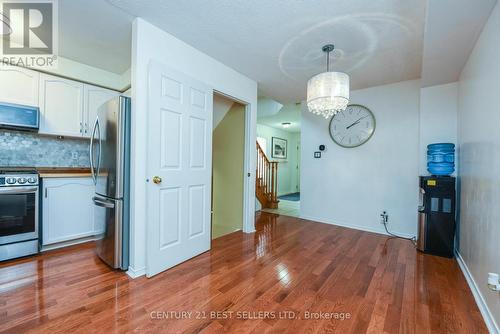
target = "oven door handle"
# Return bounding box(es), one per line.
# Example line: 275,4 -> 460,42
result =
0,187 -> 38,194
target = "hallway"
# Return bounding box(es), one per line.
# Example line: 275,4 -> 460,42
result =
261,199 -> 300,218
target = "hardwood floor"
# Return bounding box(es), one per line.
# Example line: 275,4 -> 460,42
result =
0,212 -> 487,333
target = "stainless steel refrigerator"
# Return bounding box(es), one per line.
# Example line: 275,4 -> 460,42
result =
90,96 -> 130,270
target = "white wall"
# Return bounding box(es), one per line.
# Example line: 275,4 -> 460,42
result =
213,94 -> 234,129
419,82 -> 458,175
256,124 -> 300,196
129,18 -> 257,276
257,97 -> 283,118
457,1 -> 500,330
301,80 -> 420,236
212,103 -> 245,237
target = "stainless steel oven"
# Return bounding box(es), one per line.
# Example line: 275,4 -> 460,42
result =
0,171 -> 39,261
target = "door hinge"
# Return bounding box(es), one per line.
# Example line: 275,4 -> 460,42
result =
247,172 -> 251,177
45,188 -> 48,198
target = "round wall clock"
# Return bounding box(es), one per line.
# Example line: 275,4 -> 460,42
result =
328,104 -> 376,148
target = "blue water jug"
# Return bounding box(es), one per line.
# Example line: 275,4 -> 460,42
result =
427,143 -> 455,175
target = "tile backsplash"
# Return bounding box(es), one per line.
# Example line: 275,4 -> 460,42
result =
0,130 -> 90,167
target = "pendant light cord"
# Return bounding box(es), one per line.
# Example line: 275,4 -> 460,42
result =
326,49 -> 330,72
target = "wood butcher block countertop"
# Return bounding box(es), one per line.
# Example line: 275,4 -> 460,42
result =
37,167 -> 92,178
0,167 -> 92,178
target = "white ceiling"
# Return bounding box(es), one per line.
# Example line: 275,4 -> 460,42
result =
421,0 -> 497,87
258,103 -> 302,133
59,0 -> 133,74
108,0 -> 426,103
55,0 -> 497,100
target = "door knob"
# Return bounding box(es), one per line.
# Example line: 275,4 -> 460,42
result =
152,176 -> 162,184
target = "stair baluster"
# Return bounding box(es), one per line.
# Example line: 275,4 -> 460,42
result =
255,141 -> 279,209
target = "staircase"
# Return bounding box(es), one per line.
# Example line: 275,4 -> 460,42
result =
256,141 -> 279,209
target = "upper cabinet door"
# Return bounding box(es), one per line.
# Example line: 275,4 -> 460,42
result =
39,73 -> 84,137
83,85 -> 119,138
0,65 -> 39,107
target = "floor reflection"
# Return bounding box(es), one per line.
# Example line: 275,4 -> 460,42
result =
254,211 -> 278,258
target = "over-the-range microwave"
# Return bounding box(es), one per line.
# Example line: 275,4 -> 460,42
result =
0,102 -> 39,131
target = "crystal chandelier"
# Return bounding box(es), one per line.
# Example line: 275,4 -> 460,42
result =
307,44 -> 350,119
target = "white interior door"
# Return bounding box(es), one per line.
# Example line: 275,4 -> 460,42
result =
146,61 -> 213,277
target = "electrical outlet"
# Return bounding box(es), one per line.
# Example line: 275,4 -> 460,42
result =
488,273 -> 500,291
71,152 -> 78,159
380,211 -> 388,224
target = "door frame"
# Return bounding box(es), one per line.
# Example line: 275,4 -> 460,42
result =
213,90 -> 254,234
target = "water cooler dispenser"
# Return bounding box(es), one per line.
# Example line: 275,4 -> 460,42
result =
417,176 -> 456,258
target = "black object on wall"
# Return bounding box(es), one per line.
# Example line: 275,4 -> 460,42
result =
417,176 -> 456,258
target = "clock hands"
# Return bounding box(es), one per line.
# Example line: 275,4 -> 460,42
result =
346,120 -> 360,130
346,115 -> 368,130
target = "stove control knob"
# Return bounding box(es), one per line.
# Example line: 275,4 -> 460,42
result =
6,177 -> 16,184
27,177 -> 37,184
17,178 -> 27,184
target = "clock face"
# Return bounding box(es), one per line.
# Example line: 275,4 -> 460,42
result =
329,104 -> 376,148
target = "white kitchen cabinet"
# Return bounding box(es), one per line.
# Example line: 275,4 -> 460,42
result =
0,65 -> 39,106
1,67 -> 120,138
42,177 -> 96,246
39,73 -> 84,137
83,85 -> 119,137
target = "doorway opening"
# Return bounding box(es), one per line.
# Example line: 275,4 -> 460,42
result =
255,100 -> 301,218
211,93 -> 246,239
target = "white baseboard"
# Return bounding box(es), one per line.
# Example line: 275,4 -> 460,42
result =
40,235 -> 101,252
127,266 -> 146,279
299,214 -> 415,239
455,252 -> 499,334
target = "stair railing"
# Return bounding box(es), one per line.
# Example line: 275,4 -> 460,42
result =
256,141 -> 278,207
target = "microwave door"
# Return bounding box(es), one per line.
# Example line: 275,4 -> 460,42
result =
0,102 -> 39,131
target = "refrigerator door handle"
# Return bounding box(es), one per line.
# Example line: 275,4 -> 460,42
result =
92,196 -> 115,209
90,117 -> 99,184
96,119 -> 102,181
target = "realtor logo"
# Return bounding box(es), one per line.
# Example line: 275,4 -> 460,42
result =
0,0 -> 58,68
